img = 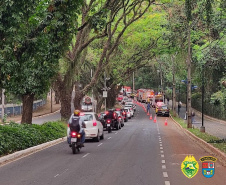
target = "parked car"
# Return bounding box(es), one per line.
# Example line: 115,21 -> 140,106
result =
156,104 -> 169,117
124,107 -> 132,119
67,112 -> 104,142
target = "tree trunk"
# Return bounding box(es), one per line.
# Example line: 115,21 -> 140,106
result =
21,94 -> 35,124
60,87 -> 73,121
106,85 -> 117,108
53,73 -> 73,121
73,90 -> 83,110
55,90 -> 60,104
96,97 -> 104,113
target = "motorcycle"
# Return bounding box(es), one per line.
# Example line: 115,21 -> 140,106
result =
70,131 -> 82,154
105,118 -> 112,133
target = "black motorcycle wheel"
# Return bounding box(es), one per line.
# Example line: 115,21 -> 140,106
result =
72,143 -> 76,154
108,127 -> 111,133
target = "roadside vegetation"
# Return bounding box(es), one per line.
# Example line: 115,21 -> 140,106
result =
0,121 -> 66,156
171,114 -> 226,153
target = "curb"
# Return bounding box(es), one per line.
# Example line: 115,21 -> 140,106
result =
170,115 -> 226,167
0,136 -> 66,167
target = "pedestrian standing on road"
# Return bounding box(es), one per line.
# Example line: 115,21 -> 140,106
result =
191,110 -> 196,123
147,102 -> 151,114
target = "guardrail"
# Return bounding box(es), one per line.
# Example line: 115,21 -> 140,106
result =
0,99 -> 46,117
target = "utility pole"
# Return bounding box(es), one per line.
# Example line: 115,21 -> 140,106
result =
187,24 -> 192,128
1,89 -> 5,122
133,72 -> 135,93
104,72 -> 107,112
91,69 -> 94,112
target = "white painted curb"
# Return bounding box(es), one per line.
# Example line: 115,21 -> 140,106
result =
0,136 -> 66,166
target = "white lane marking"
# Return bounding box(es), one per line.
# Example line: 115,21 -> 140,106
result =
159,142 -> 162,144
163,172 -> 168,178
162,165 -> 166,169
160,150 -> 164,153
162,160 -> 166,163
115,132 -> 118,134
160,147 -> 163,150
160,144 -> 162,146
158,136 -> 161,137
108,137 -> 112,140
165,181 -> 170,185
98,143 -> 103,147
161,154 -> 165,158
54,174 -> 59,178
82,153 -> 90,158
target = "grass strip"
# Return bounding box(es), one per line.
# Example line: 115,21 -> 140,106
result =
172,113 -> 226,153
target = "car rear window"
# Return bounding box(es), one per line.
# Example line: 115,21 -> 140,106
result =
161,106 -> 168,109
81,114 -> 93,121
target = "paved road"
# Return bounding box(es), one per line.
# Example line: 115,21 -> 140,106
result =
168,100 -> 226,139
1,105 -> 225,185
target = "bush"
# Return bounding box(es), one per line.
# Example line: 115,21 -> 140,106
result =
0,121 -> 67,156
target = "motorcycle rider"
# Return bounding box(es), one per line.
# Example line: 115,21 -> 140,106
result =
104,110 -> 117,122
68,110 -> 86,147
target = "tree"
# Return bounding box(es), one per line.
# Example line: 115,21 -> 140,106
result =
0,0 -> 83,123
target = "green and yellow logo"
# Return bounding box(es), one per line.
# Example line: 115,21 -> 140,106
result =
181,155 -> 199,178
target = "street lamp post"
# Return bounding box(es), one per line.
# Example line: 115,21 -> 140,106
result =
200,65 -> 205,132
1,89 -> 5,122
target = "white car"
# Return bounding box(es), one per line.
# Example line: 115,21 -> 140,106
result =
67,112 -> 104,142
124,107 -> 132,118
124,105 -> 134,116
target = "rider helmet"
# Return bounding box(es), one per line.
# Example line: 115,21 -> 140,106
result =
74,109 -> 80,116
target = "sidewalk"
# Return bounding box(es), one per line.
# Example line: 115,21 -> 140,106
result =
168,100 -> 226,139
5,95 -> 61,123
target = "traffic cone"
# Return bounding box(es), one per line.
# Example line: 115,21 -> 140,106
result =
164,119 -> 168,126
149,114 -> 152,120
154,115 -> 157,123
147,112 -> 150,116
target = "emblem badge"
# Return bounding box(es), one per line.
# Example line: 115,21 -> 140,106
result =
181,155 -> 199,178
200,156 -> 217,178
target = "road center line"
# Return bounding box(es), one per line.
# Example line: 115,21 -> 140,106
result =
108,137 -> 112,140
161,154 -> 165,158
162,160 -> 166,163
54,174 -> 59,178
162,165 -> 166,169
163,172 -> 168,177
165,181 -> 170,185
82,153 -> 90,158
98,143 -> 103,147
160,147 -> 163,150
160,144 -> 162,146
160,150 -> 164,153
115,132 -> 118,134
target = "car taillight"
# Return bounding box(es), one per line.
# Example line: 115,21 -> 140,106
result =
93,122 -> 97,126
77,134 -> 81,138
68,124 -> 69,127
107,120 -> 111,123
119,117 -> 121,120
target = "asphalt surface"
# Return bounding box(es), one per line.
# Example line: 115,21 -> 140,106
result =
0,105 -> 225,185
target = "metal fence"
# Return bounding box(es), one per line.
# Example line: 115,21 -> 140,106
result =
0,99 -> 46,117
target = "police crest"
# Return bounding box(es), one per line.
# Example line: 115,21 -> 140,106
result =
200,156 -> 217,178
181,155 -> 199,178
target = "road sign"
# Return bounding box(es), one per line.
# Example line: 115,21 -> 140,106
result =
103,91 -> 107,97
